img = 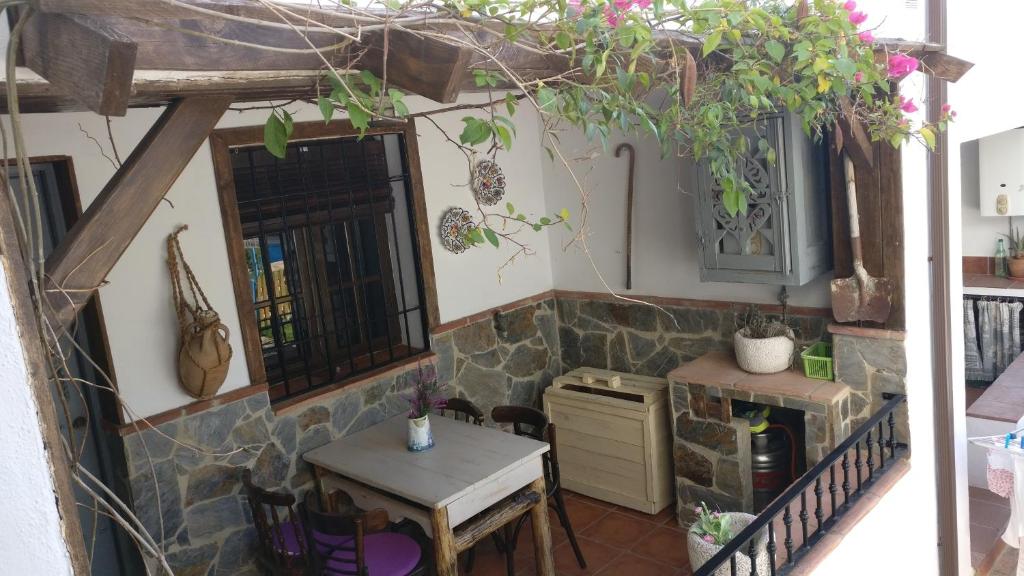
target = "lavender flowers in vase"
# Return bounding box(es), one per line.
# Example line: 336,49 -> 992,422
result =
406,368 -> 446,452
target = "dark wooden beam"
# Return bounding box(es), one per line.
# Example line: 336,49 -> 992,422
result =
19,11 -> 137,115
362,30 -> 474,104
43,96 -> 232,329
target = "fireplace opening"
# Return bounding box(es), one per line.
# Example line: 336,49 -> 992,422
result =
732,400 -> 808,512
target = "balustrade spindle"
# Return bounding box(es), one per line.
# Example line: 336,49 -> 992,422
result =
799,491 -> 809,547
888,410 -> 897,459
854,441 -> 863,493
829,464 -> 837,519
783,504 -> 793,564
813,476 -> 824,530
866,430 -> 875,482
877,421 -> 886,470
767,521 -> 778,576
730,554 -> 738,576
748,539 -> 759,576
841,452 -> 851,506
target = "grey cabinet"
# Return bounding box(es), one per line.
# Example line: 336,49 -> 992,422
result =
694,111 -> 831,286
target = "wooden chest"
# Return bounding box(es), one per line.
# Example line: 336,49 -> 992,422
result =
543,367 -> 674,514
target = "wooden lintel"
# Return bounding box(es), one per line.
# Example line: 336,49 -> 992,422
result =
43,95 -> 233,329
363,30 -> 475,104
19,11 -> 137,116
918,52 -> 974,83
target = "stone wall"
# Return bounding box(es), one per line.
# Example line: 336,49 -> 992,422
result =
831,330 -> 909,445
557,295 -> 829,378
122,297 -> 560,575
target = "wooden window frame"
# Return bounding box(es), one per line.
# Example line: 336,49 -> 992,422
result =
210,119 -> 440,396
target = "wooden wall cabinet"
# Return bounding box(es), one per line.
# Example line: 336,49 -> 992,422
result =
694,111 -> 832,286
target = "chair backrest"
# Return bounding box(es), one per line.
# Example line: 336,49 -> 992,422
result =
303,491 -> 367,576
491,405 -> 560,493
242,469 -> 308,573
442,397 -> 484,425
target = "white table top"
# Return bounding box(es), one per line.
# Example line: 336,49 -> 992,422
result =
303,415 -> 549,510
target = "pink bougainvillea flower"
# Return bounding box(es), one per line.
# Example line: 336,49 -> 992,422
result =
843,0 -> 857,10
636,0 -> 652,8
614,0 -> 632,11
941,103 -> 952,114
703,535 -> 716,544
854,71 -> 864,82
899,96 -> 918,113
899,118 -> 910,128
858,30 -> 874,43
568,0 -> 581,7
848,11 -> 868,25
887,53 -> 920,78
604,5 -> 619,27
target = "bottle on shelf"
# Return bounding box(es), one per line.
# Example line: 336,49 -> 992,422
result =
996,238 -> 1009,278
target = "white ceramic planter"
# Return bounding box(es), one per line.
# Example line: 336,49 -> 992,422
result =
688,513 -> 771,576
734,328 -> 795,374
407,415 -> 434,452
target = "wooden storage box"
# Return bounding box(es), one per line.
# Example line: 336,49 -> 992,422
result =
543,367 -> 674,514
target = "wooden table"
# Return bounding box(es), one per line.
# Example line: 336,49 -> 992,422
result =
303,415 -> 556,576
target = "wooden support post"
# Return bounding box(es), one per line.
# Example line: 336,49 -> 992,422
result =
43,95 -> 232,329
430,505 -> 458,576
19,10 -> 137,116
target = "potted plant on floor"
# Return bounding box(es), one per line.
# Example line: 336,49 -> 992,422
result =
406,368 -> 446,452
1003,227 -> 1024,278
688,502 -> 770,576
733,305 -> 795,374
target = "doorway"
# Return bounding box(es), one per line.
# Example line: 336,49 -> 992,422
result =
8,159 -> 143,575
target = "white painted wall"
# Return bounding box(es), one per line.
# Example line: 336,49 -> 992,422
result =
0,263 -> 73,575
961,138 -> 1016,257
5,93 -> 554,421
540,127 -> 832,308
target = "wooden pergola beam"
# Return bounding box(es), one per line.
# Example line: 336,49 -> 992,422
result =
43,95 -> 232,329
19,11 -> 137,116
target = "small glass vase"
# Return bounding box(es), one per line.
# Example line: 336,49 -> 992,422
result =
407,415 -> 434,452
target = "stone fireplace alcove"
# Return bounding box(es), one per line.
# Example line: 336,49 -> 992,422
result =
667,352 -> 852,523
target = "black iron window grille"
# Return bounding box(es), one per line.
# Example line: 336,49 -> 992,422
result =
229,133 -> 429,402
693,393 -> 908,576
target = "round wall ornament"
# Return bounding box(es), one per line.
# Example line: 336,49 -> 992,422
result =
472,159 -> 506,206
439,207 -> 476,254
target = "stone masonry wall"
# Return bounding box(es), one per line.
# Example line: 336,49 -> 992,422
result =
832,331 -> 909,446
122,297 -> 560,575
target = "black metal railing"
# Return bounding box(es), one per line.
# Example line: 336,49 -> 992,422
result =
694,393 -> 908,576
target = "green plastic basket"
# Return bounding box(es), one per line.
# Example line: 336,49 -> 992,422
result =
801,342 -> 834,381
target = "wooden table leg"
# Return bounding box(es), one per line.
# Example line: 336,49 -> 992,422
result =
431,505 -> 458,576
529,477 -> 555,576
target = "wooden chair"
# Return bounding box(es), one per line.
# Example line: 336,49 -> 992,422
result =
241,469 -> 308,576
441,397 -> 485,426
491,405 -> 587,576
303,491 -> 425,576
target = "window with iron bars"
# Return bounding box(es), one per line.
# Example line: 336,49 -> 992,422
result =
228,133 -> 429,402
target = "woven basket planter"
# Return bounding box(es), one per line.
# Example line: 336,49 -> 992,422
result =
688,512 -> 771,576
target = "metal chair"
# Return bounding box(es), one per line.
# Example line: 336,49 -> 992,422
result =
241,469 -> 308,576
490,405 -> 587,575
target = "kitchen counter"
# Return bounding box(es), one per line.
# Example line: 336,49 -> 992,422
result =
963,273 -> 1024,298
967,353 -> 1024,423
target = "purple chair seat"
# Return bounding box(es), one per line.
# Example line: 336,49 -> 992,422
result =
271,520 -> 306,557
318,531 -> 422,576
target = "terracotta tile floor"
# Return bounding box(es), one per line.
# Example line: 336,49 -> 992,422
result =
970,486 -> 1013,570
457,491 -> 693,576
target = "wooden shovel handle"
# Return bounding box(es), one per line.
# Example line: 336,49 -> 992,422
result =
842,155 -> 866,271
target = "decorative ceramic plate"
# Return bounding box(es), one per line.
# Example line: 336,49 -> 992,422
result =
439,207 -> 476,254
472,159 -> 506,206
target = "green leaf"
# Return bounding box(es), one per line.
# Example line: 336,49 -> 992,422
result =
702,29 -> 723,57
559,207 -> 570,221
765,40 -> 785,63
507,202 -> 515,215
516,213 -> 527,221
347,102 -> 370,135
505,92 -> 518,117
483,227 -> 500,248
556,30 -> 572,50
495,125 -> 513,151
282,110 -> 294,138
539,217 -> 551,225
834,58 -> 857,78
532,224 -> 543,232
318,96 -> 335,124
360,69 -> 381,94
766,147 -> 777,166
537,86 -> 557,111
919,126 -> 936,151
264,113 -> 288,159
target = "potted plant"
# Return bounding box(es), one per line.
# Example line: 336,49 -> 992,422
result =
406,368 -> 446,452
733,305 -> 795,374
687,502 -> 770,576
1004,227 -> 1024,278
